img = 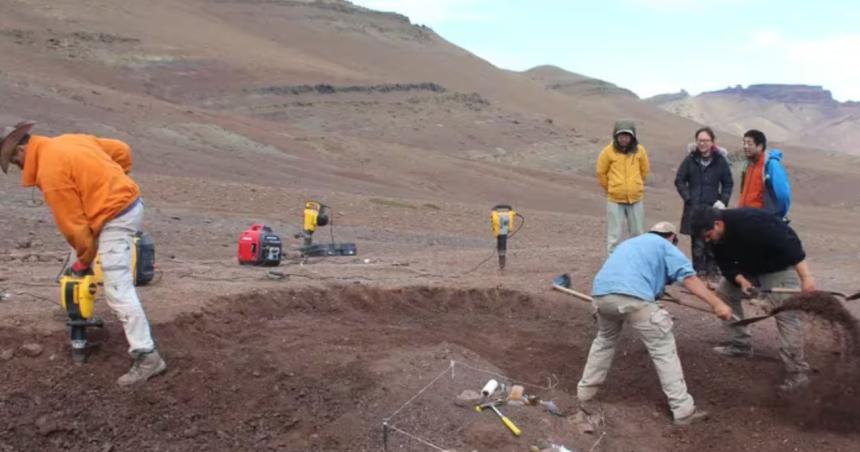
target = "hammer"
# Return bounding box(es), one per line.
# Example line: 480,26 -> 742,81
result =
475,401 -> 522,437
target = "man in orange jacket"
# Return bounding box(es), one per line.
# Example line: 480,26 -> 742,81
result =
1,121 -> 166,386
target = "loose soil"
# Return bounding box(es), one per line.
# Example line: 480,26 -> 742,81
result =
764,292 -> 860,433
772,292 -> 860,357
3,286 -> 860,451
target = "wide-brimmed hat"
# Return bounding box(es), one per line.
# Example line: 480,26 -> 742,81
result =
0,121 -> 35,173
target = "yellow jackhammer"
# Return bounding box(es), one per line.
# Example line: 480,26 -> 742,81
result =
59,269 -> 103,364
491,205 -> 521,270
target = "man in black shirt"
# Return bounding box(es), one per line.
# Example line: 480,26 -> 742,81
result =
692,207 -> 815,392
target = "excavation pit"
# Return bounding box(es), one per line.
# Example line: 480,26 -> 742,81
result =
2,285 -> 860,451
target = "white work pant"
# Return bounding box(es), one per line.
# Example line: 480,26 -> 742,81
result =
606,201 -> 645,254
69,201 -> 155,355
577,294 -> 695,420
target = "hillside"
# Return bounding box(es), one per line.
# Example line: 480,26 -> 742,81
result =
3,1 -> 858,206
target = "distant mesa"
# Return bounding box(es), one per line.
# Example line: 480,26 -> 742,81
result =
648,82 -> 860,156
704,84 -> 836,104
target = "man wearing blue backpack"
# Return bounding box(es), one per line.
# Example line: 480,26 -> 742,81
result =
737,129 -> 791,220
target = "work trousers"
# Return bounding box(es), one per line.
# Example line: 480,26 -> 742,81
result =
577,294 -> 695,420
717,269 -> 809,375
69,201 -> 155,355
606,201 -> 645,254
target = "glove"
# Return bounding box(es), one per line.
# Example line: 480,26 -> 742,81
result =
68,260 -> 92,277
713,200 -> 726,210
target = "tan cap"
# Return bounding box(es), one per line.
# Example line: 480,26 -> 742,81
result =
0,121 -> 35,174
649,221 -> 676,234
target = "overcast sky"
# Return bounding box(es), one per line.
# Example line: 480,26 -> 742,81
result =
351,0 -> 859,102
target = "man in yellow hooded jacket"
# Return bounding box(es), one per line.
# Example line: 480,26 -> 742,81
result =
1,121 -> 166,386
596,120 -> 650,253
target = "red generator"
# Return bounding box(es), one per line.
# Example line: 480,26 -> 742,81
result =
237,224 -> 282,266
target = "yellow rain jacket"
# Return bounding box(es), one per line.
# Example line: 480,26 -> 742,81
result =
596,142 -> 650,204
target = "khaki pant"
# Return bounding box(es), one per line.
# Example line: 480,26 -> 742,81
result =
606,201 -> 645,254
717,269 -> 809,375
577,294 -> 695,420
67,201 -> 155,355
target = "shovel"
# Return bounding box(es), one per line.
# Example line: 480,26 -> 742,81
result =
756,287 -> 855,299
728,314 -> 775,327
552,274 -> 593,303
552,274 -> 729,318
683,286 -> 860,301
730,289 -> 860,327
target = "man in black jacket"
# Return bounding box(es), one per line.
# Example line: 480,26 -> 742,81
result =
692,207 -> 815,392
675,127 -> 733,278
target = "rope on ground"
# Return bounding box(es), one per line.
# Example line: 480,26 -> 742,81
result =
383,423 -> 451,452
453,360 -> 559,390
2,289 -> 56,306
589,431 -> 606,452
382,359 -> 561,451
384,360 -> 455,421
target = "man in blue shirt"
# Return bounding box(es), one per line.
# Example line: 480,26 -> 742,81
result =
577,221 -> 732,425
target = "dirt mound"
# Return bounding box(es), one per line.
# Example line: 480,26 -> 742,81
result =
771,291 -> 860,356
768,292 -> 860,431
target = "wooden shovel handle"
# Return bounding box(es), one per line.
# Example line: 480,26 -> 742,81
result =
659,293 -> 714,314
551,284 -> 593,303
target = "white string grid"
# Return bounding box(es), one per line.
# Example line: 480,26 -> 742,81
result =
382,360 -> 558,451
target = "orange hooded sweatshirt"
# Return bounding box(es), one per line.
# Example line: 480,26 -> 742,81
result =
95,138 -> 133,174
21,134 -> 140,266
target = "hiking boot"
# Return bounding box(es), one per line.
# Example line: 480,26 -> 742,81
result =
674,408 -> 709,426
577,399 -> 601,416
712,345 -> 753,358
778,373 -> 810,392
117,350 -> 167,387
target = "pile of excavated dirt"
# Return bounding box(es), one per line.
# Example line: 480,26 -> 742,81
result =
768,292 -> 860,432
771,292 -> 860,356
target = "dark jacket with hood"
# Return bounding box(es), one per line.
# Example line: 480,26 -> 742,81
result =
712,208 -> 805,284
675,143 -> 733,235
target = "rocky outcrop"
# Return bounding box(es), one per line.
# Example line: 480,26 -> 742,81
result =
546,80 -> 638,98
705,84 -> 837,104
249,82 -> 447,96
646,90 -> 689,105
524,66 -> 638,98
